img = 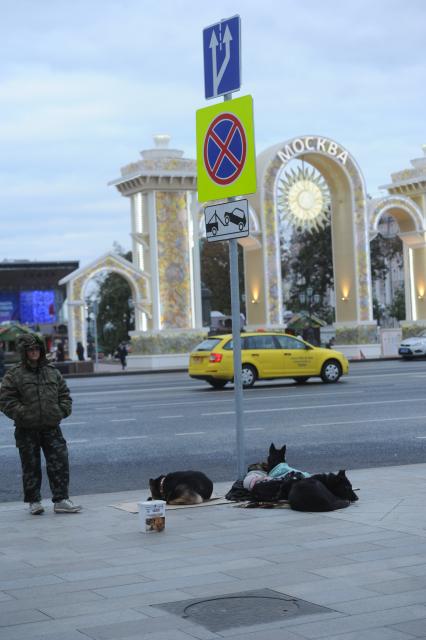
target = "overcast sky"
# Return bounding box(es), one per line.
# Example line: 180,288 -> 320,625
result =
1,0 -> 425,267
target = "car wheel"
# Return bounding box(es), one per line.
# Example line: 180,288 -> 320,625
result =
241,364 -> 257,388
207,379 -> 228,389
212,227 -> 217,236
320,360 -> 342,383
293,377 -> 309,384
224,214 -> 230,225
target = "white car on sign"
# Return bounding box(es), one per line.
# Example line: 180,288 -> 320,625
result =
398,331 -> 426,359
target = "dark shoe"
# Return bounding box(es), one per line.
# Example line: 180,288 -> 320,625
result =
29,502 -> 44,515
54,499 -> 82,513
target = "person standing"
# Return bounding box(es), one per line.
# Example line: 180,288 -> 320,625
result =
0,333 -> 81,515
116,342 -> 128,371
0,340 -> 5,379
76,341 -> 85,361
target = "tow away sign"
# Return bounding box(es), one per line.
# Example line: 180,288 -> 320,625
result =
204,199 -> 249,242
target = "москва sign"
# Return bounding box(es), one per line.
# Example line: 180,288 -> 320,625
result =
277,136 -> 348,165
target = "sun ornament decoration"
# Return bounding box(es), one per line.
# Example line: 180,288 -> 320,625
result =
277,165 -> 331,232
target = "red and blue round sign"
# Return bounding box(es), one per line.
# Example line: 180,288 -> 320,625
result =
203,112 -> 247,185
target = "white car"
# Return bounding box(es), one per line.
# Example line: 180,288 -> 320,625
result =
398,332 -> 426,359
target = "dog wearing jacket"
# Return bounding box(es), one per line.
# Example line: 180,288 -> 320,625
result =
265,443 -> 359,511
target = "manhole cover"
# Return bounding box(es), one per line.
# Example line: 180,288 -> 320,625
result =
153,588 -> 332,632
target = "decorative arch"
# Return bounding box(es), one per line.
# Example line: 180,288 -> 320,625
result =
59,252 -> 150,360
369,196 -> 426,322
246,135 -> 373,335
369,195 -> 424,237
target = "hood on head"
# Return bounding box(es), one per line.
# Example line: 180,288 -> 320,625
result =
17,333 -> 47,364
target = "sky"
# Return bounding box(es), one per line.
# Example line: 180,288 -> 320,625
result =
1,0 -> 425,267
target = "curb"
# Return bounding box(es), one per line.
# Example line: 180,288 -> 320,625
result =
62,356 -> 406,379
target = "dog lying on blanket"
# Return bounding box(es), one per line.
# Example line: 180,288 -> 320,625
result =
247,443 -> 358,511
149,471 -> 213,505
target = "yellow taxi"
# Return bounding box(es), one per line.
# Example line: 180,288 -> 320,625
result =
189,332 -> 349,389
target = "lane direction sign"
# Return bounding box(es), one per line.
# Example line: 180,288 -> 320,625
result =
196,95 -> 256,201
204,199 -> 249,242
203,15 -> 241,99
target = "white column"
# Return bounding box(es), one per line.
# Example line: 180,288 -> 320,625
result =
405,244 -> 415,321
130,193 -> 144,270
190,193 -> 203,329
147,191 -> 161,330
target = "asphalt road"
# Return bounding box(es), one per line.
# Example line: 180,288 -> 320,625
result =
1,359 -> 426,502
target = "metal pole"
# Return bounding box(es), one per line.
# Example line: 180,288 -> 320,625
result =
224,91 -> 245,479
229,236 -> 245,478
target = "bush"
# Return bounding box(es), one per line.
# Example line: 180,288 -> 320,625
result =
130,331 -> 207,355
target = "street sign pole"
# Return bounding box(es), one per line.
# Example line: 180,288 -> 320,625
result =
200,15 -> 249,479
225,93 -> 245,479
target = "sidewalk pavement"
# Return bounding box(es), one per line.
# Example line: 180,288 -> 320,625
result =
2,464 -> 426,640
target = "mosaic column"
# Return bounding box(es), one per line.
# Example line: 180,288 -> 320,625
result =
110,135 -> 200,332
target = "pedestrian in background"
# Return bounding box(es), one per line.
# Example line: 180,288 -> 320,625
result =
0,341 -> 5,379
76,341 -> 85,361
56,341 -> 65,362
0,334 -> 81,515
116,342 -> 128,371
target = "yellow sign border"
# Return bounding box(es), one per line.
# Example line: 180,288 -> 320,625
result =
196,95 -> 256,202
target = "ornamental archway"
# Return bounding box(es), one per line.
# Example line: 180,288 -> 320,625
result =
369,195 -> 426,322
245,135 -> 376,342
59,252 -> 150,360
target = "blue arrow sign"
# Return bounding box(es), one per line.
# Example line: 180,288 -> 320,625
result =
203,15 -> 241,100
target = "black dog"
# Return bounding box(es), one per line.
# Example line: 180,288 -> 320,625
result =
149,471 -> 213,505
288,470 -> 359,512
264,443 -> 359,511
266,442 -> 286,471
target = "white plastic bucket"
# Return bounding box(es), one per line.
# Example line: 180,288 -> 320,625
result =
138,500 -> 166,533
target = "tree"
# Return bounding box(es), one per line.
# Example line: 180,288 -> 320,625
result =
200,240 -> 245,316
282,219 -> 334,323
95,248 -> 135,355
388,287 -> 405,322
370,234 -> 403,280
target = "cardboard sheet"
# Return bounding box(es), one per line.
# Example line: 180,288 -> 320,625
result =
110,496 -> 230,513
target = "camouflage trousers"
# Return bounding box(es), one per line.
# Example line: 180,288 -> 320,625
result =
14,427 -> 70,504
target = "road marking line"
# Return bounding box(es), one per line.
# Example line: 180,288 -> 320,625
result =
302,415 -> 426,427
202,397 -> 424,416
72,385 -> 205,397
116,436 -> 148,440
111,418 -> 137,422
130,390 -> 364,410
63,422 -> 87,426
67,439 -> 88,444
160,415 -> 184,419
416,436 -> 426,439
175,432 -> 205,436
0,445 -> 15,449
246,427 -> 264,431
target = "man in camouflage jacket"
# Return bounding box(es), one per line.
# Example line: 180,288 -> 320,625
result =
0,333 -> 81,514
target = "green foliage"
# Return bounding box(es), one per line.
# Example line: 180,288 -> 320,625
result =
200,240 -> 245,315
388,287 -> 405,321
96,249 -> 135,355
372,296 -> 385,324
282,218 -> 334,322
370,234 -> 402,280
335,325 -> 378,345
131,331 -> 207,355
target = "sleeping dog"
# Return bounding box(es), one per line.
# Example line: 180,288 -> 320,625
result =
149,470 -> 213,505
264,443 -> 359,511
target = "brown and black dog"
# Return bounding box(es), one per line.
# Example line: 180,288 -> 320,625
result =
149,470 -> 213,505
